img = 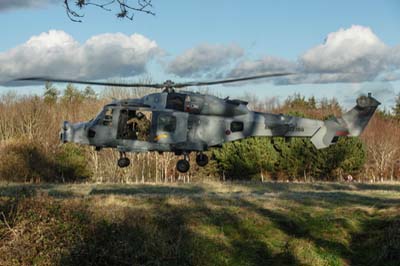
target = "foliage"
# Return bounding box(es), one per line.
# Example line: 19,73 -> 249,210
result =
283,93 -> 317,110
62,84 -> 86,104
83,86 -> 97,100
43,82 -> 59,105
214,137 -> 278,180
0,140 -> 90,183
214,136 -> 365,181
392,93 -> 400,119
0,140 -> 56,182
56,144 -> 92,182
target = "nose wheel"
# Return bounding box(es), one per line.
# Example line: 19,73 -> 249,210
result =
117,152 -> 130,168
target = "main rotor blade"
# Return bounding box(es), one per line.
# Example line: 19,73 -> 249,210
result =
14,72 -> 293,89
14,77 -> 164,88
173,72 -> 294,88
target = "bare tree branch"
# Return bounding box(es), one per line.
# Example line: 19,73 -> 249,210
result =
63,0 -> 155,22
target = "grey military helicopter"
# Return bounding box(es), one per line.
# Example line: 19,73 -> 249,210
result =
16,74 -> 380,173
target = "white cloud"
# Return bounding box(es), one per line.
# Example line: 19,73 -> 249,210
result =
227,25 -> 400,85
299,25 -> 392,83
166,43 -> 244,78
228,56 -> 296,77
0,30 -> 161,85
3,25 -> 399,88
0,0 -> 55,11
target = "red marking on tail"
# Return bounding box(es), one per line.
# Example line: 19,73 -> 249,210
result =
335,130 -> 349,136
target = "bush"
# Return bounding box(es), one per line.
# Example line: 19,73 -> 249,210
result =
55,144 -> 91,182
0,140 -> 56,182
214,137 -> 278,180
213,136 -> 366,181
0,140 -> 90,183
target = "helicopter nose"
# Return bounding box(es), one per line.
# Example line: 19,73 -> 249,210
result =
60,121 -> 90,145
60,121 -> 71,143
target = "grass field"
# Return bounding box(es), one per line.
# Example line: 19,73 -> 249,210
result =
1,181 -> 399,266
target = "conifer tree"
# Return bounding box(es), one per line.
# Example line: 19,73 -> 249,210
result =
392,93 -> 400,119
43,82 -> 59,105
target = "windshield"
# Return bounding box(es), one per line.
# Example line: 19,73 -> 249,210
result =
91,106 -> 114,126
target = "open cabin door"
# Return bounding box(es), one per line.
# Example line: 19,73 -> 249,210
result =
152,111 -> 188,143
116,109 -> 152,141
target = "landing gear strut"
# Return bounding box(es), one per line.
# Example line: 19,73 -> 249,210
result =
117,152 -> 130,168
196,152 -> 209,167
176,152 -> 190,173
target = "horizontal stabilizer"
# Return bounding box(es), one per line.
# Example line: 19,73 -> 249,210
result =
310,120 -> 342,149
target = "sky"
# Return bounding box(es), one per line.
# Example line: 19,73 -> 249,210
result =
0,0 -> 399,109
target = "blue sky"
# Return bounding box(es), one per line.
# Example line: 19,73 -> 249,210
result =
0,0 -> 399,108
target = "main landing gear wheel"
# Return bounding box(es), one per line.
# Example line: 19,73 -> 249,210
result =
118,158 -> 130,168
117,152 -> 130,168
177,159 -> 190,173
176,152 -> 190,173
196,153 -> 209,167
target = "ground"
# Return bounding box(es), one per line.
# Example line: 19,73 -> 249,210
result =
0,181 -> 399,266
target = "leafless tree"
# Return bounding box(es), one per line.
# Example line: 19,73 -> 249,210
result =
63,0 -> 155,22
362,116 -> 400,181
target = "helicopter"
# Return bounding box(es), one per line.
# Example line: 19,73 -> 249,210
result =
15,73 -> 380,173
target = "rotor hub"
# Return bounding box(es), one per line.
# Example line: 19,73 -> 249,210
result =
162,80 -> 176,92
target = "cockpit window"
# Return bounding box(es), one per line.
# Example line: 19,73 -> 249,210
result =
102,108 -> 113,126
158,114 -> 176,132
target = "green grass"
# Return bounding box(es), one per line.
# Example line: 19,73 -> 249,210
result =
0,181 -> 399,266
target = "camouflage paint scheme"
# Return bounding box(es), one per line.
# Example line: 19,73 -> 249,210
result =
60,91 -> 380,153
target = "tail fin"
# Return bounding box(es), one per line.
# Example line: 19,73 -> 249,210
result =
311,93 -> 380,149
339,93 -> 381,136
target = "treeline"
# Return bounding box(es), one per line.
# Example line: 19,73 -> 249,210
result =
0,84 -> 399,183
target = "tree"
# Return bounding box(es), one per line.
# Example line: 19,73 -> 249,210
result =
320,97 -> 341,113
43,82 -> 59,105
56,144 -> 92,182
308,96 -> 317,109
214,137 -> 278,180
64,0 -> 155,22
62,84 -> 84,104
392,93 -> 400,119
318,138 -> 366,180
83,86 -> 97,100
362,116 -> 400,181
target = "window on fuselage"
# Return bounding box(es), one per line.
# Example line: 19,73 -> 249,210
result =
158,114 -> 177,132
231,121 -> 244,132
166,93 -> 186,111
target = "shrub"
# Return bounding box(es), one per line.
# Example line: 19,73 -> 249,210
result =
214,137 -> 278,180
213,136 -> 366,181
55,144 -> 91,182
0,139 -> 56,182
0,140 -> 91,183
